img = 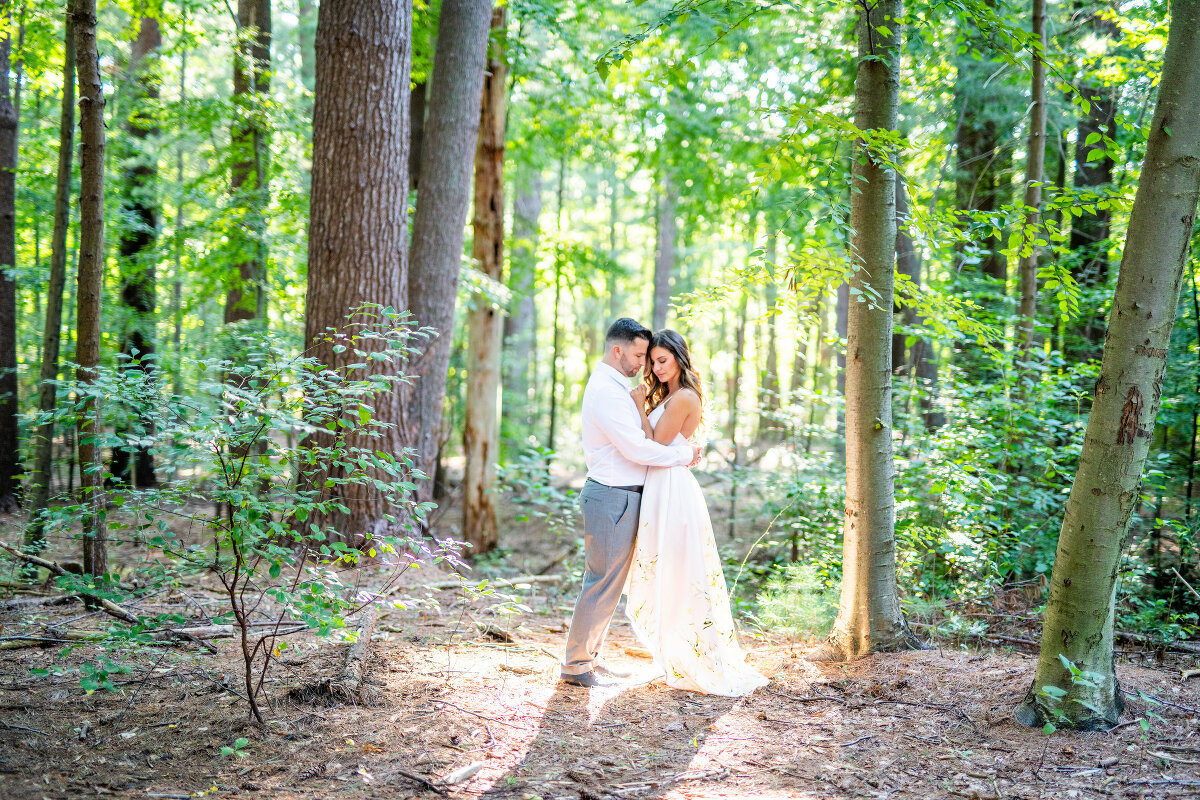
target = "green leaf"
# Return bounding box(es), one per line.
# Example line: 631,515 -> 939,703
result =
234,737 -> 250,749
1042,722 -> 1056,735
1086,148 -> 1106,163
1084,131 -> 1101,146
269,562 -> 281,579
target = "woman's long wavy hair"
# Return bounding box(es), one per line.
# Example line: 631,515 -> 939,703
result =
643,329 -> 706,418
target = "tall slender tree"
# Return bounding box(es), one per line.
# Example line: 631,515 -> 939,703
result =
1015,0 -> 1200,730
652,172 -> 676,330
407,0 -> 492,508
1017,0 -> 1048,354
25,14 -> 76,552
225,0 -> 271,325
819,0 -> 920,660
111,12 -> 162,488
74,0 -> 108,578
463,6 -> 508,552
303,0 -> 413,540
501,167 -> 541,451
0,1 -> 21,511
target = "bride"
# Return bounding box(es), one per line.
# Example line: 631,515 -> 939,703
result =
626,329 -> 768,696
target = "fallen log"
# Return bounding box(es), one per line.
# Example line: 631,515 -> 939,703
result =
0,542 -> 139,625
338,605 -> 381,702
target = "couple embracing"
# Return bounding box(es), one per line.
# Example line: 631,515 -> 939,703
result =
559,318 -> 768,697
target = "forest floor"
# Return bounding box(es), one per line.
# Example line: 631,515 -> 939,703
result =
0,481 -> 1198,800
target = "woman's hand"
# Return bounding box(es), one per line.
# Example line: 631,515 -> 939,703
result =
630,383 -> 648,407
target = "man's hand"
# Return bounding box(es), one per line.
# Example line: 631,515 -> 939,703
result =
687,444 -> 702,468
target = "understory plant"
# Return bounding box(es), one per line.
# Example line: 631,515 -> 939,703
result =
24,307 -> 462,722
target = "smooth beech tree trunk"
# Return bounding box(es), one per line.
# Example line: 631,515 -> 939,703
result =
1015,0 -> 1200,730
74,0 -> 107,578
111,14 -> 161,488
25,16 -> 75,552
463,6 -> 507,553
407,0 -> 492,508
225,0 -> 270,325
652,172 -> 675,331
304,0 -> 412,541
1017,0 -> 1047,353
822,0 -> 919,660
0,4 -> 20,512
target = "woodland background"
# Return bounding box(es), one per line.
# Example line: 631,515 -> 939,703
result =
0,0 -> 1196,784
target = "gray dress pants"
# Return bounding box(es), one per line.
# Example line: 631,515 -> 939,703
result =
561,479 -> 641,676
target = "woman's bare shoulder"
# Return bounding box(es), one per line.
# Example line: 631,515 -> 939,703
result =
672,388 -> 702,409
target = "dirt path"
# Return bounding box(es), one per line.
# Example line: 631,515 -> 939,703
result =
1,572 -> 1198,800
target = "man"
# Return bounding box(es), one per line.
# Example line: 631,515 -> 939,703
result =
560,318 -> 701,688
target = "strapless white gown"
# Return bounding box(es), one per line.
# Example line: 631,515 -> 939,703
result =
625,403 -> 768,696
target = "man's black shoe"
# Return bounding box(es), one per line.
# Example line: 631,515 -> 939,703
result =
559,670 -> 616,688
594,659 -> 633,679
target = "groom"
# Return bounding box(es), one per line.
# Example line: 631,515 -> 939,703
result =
560,318 -> 701,688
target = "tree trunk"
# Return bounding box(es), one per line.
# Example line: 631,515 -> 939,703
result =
110,14 -> 161,489
463,6 -> 507,554
406,0 -> 492,508
727,269 -> 749,540
225,0 -> 271,325
409,80 -> 426,190
758,210 -> 781,441
1015,0 -> 1200,730
25,14 -> 75,552
1017,0 -> 1048,353
1069,77 -> 1118,357
0,3 -> 20,512
304,0 -> 413,542
823,0 -> 920,660
652,172 -> 675,331
297,0 -> 316,93
74,0 -> 108,578
547,154 -> 566,453
502,168 -> 541,450
895,175 -> 944,430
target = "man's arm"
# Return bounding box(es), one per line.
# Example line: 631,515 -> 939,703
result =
600,394 -> 694,467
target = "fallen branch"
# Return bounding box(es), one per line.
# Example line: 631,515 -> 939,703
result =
338,605 -> 380,703
427,574 -> 562,591
0,542 -> 139,625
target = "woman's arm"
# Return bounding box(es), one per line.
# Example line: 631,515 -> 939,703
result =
651,390 -> 700,445
630,384 -> 654,439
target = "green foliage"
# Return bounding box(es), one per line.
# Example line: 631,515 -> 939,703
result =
753,562 -> 837,638
24,308 -> 459,720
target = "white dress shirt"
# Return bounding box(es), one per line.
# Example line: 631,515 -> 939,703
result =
582,361 -> 694,486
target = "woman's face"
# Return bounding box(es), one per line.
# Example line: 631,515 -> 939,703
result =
649,346 -> 679,385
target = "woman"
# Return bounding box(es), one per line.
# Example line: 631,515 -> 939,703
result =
626,330 -> 768,696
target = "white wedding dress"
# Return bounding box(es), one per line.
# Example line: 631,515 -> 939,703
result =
625,402 -> 768,696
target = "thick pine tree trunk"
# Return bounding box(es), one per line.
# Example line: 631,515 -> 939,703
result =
74,0 -> 108,578
823,0 -> 920,660
225,0 -> 271,325
652,172 -> 675,331
502,168 -> 541,449
463,7 -> 507,554
111,14 -> 161,488
304,0 -> 413,541
1017,0 -> 1048,353
0,4 -> 20,512
407,0 -> 492,507
25,16 -> 75,552
1015,0 -> 1200,730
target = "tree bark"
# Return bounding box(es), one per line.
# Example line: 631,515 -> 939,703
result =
304,0 -> 412,541
823,0 -> 919,660
1069,43 -> 1119,358
652,172 -> 675,331
1015,0 -> 1200,730
225,0 -> 271,325
407,0 -> 492,509
0,2 -> 21,512
110,14 -> 161,489
25,13 -> 75,552
895,175 -> 944,430
74,0 -> 108,578
463,6 -> 507,554
1017,0 -> 1048,353
501,167 -> 541,450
